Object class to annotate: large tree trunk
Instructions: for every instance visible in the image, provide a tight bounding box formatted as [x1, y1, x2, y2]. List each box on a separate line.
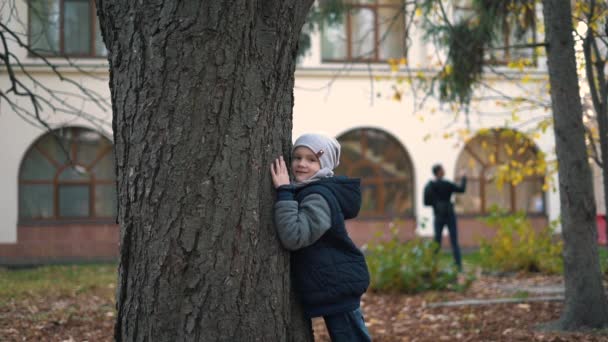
[96, 1, 314, 340]
[542, 0, 608, 330]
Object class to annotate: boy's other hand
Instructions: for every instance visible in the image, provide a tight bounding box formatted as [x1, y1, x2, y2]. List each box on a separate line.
[270, 156, 290, 188]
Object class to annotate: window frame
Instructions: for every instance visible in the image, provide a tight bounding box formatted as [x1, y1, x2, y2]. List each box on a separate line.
[455, 129, 546, 216]
[452, 3, 538, 66]
[321, 0, 407, 63]
[27, 0, 105, 58]
[18, 127, 116, 224]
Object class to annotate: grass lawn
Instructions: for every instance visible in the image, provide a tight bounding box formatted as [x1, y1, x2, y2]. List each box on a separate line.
[0, 264, 117, 302]
[0, 264, 117, 341]
[440, 247, 608, 272]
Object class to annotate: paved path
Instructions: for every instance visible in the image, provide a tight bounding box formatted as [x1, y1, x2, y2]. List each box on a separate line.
[428, 283, 566, 308]
[428, 296, 564, 308]
[494, 284, 564, 295]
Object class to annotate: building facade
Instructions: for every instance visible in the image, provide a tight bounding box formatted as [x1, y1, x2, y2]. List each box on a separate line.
[0, 0, 571, 264]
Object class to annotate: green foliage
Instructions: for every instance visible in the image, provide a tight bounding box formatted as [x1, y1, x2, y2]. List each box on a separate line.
[438, 22, 485, 105]
[600, 248, 608, 274]
[479, 207, 563, 274]
[366, 230, 472, 293]
[419, 0, 536, 106]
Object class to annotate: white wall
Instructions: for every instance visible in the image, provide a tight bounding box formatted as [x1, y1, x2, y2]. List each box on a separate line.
[0, 71, 111, 243]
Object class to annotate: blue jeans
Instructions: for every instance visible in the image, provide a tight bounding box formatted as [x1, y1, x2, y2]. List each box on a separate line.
[434, 213, 462, 270]
[323, 308, 371, 342]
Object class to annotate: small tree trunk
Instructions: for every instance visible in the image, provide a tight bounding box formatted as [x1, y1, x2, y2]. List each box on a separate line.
[542, 0, 608, 330]
[596, 98, 608, 240]
[582, 0, 608, 242]
[96, 1, 314, 340]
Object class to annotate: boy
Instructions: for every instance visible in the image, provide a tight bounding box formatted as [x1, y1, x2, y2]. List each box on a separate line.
[270, 133, 371, 342]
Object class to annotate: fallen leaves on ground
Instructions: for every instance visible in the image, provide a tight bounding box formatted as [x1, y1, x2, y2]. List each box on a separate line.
[313, 273, 608, 341]
[1, 273, 607, 341]
[0, 292, 114, 341]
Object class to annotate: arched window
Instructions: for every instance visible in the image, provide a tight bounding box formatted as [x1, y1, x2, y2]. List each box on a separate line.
[19, 127, 116, 221]
[454, 129, 545, 215]
[336, 128, 414, 218]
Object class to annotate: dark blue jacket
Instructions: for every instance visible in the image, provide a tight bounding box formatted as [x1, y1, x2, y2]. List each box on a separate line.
[290, 177, 370, 317]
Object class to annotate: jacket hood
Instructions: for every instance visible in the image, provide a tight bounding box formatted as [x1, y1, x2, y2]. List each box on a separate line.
[313, 176, 361, 220]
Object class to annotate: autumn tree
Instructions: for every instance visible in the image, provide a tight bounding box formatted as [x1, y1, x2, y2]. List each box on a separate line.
[96, 1, 315, 340]
[417, 0, 608, 330]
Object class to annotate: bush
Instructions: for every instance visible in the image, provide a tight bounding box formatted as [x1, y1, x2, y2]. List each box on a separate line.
[479, 207, 563, 274]
[601, 248, 608, 274]
[365, 228, 471, 293]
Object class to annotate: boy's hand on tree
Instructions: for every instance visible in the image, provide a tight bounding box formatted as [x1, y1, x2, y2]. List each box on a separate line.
[270, 156, 290, 188]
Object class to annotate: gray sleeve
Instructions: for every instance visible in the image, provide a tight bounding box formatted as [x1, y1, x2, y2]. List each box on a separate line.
[273, 193, 332, 251]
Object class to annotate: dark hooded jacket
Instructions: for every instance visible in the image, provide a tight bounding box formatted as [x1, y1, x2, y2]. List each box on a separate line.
[423, 177, 467, 217]
[276, 176, 370, 317]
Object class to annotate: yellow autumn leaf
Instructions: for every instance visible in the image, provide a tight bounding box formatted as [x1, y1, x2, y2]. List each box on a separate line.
[489, 153, 496, 165]
[468, 158, 476, 170]
[517, 146, 527, 155]
[458, 129, 470, 139]
[444, 64, 453, 76]
[478, 128, 490, 136]
[392, 90, 402, 101]
[511, 112, 520, 122]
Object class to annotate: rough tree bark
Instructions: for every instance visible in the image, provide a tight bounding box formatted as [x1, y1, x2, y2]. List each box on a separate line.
[96, 1, 314, 341]
[542, 0, 608, 330]
[583, 0, 608, 240]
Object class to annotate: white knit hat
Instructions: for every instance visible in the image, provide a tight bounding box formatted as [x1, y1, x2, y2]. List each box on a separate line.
[292, 133, 341, 170]
[292, 133, 341, 185]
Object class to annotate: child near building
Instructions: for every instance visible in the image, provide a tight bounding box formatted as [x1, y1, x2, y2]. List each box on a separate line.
[270, 133, 371, 342]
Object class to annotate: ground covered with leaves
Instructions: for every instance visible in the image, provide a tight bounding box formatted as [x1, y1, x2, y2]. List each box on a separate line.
[1, 265, 607, 341]
[314, 273, 608, 341]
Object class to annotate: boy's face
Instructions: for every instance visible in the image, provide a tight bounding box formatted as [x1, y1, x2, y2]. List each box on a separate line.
[291, 146, 321, 182]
